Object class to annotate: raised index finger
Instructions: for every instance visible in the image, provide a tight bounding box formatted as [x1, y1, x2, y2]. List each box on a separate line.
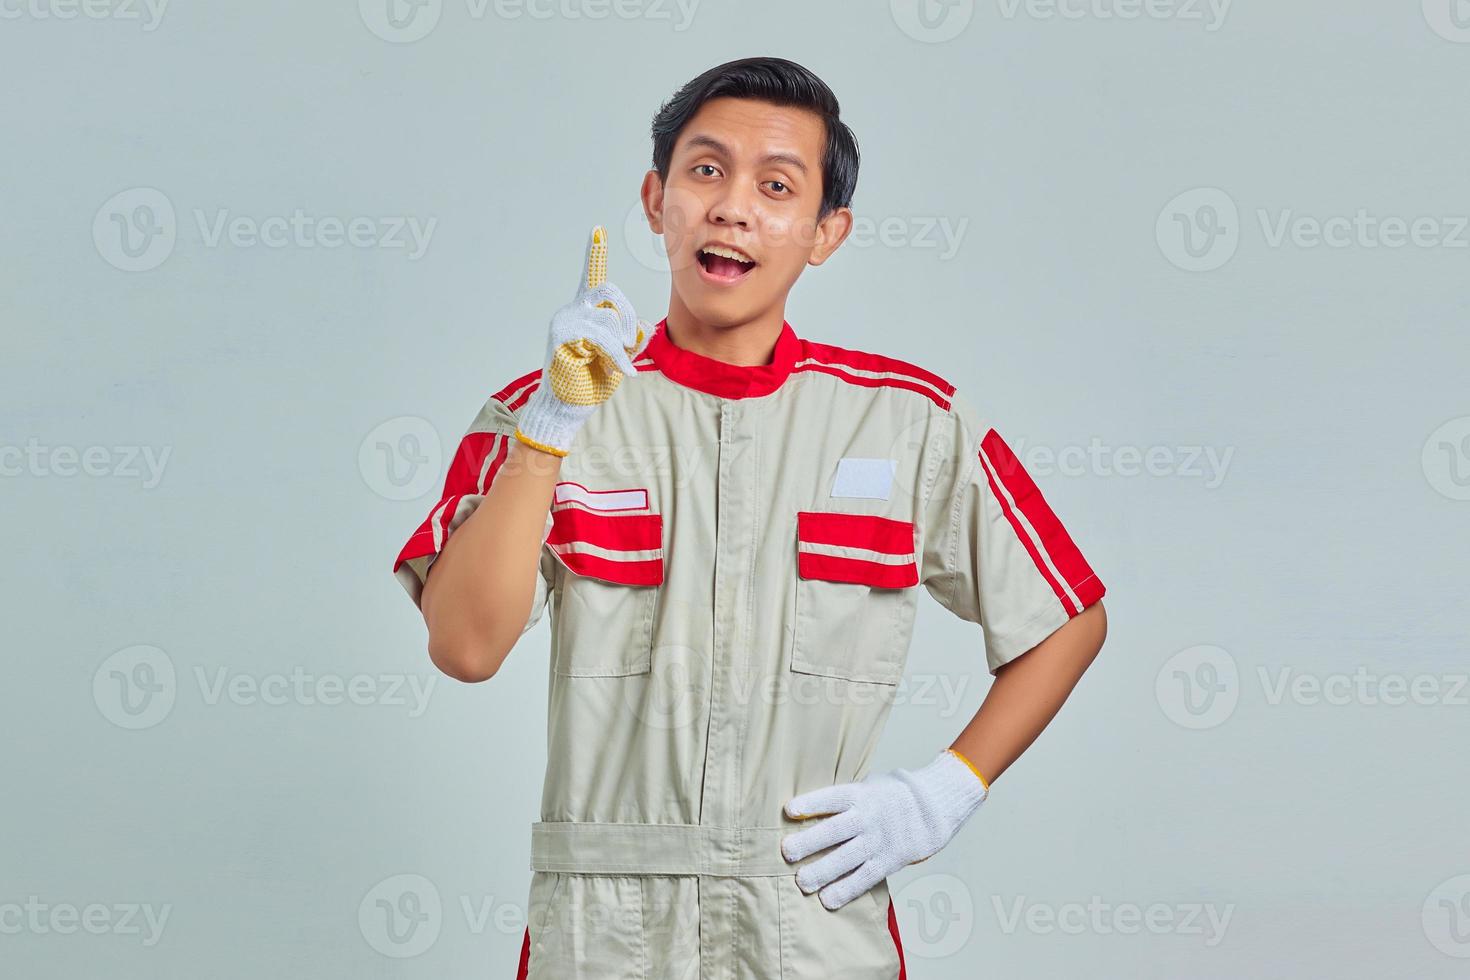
[579, 224, 622, 318]
[581, 224, 608, 294]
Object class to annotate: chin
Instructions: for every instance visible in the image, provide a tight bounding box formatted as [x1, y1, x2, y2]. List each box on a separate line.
[681, 274, 785, 322]
[681, 300, 766, 330]
[674, 283, 767, 328]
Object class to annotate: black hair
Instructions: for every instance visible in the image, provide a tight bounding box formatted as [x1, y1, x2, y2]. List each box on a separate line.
[650, 57, 859, 219]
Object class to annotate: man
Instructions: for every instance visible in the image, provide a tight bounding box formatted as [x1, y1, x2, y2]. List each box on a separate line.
[393, 56, 1107, 979]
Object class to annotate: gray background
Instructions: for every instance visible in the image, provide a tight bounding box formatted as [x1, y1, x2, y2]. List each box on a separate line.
[3, 1, 1467, 977]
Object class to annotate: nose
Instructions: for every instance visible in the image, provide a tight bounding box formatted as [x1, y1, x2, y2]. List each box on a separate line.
[707, 182, 755, 230]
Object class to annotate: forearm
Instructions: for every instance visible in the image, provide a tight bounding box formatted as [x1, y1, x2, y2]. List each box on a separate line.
[421, 438, 562, 680]
[950, 600, 1108, 786]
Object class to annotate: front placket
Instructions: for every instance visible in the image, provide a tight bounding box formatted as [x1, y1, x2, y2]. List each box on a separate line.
[696, 396, 760, 980]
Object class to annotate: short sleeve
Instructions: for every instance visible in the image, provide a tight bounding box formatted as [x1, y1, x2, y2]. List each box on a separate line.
[392, 371, 554, 636]
[920, 388, 1106, 673]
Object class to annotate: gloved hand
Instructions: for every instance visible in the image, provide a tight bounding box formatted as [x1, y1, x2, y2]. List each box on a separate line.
[514, 225, 652, 458]
[780, 748, 990, 910]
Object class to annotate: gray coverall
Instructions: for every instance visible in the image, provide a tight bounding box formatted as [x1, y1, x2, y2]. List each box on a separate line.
[393, 319, 1106, 979]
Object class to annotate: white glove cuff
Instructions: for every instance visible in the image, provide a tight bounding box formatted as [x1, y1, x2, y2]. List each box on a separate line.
[911, 750, 990, 831]
[514, 382, 595, 457]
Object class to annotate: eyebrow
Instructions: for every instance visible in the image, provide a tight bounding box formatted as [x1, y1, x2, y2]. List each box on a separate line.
[680, 134, 809, 176]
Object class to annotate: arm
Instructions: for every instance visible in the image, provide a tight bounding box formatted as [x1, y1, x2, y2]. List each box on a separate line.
[949, 599, 1107, 787]
[782, 393, 1108, 908]
[421, 439, 562, 682]
[393, 224, 652, 683]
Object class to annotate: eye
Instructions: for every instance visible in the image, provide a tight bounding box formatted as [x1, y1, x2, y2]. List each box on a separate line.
[766, 181, 790, 195]
[693, 164, 719, 177]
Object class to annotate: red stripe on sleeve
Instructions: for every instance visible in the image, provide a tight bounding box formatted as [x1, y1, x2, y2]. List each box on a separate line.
[493, 369, 543, 406]
[980, 428, 1103, 615]
[440, 431, 507, 499]
[392, 432, 509, 572]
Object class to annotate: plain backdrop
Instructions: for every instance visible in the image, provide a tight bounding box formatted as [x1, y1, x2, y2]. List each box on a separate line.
[3, 1, 1467, 977]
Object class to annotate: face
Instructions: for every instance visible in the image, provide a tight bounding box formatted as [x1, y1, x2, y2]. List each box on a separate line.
[641, 96, 852, 330]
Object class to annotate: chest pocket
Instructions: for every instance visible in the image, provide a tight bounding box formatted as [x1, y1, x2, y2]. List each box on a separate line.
[546, 488, 663, 678]
[791, 511, 919, 686]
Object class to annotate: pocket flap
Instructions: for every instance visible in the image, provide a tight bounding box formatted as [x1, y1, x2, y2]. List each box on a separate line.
[796, 511, 917, 588]
[548, 506, 664, 586]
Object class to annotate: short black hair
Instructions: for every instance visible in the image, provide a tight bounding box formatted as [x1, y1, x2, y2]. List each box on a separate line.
[650, 57, 859, 220]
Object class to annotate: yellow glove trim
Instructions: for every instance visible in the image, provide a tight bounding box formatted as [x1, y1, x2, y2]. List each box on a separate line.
[513, 429, 570, 458]
[945, 748, 991, 792]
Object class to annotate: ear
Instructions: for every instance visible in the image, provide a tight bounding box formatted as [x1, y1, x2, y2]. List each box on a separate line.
[641, 169, 665, 235]
[807, 206, 854, 267]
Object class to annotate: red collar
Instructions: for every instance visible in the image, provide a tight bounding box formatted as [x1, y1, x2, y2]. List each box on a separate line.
[642, 318, 803, 399]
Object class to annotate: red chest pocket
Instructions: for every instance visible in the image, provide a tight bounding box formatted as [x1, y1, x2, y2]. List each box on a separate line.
[546, 484, 663, 678]
[547, 506, 664, 586]
[796, 511, 918, 589]
[547, 482, 664, 587]
[791, 510, 920, 686]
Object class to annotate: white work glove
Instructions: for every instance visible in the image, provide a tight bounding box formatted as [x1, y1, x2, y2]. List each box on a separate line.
[514, 225, 653, 458]
[781, 749, 990, 910]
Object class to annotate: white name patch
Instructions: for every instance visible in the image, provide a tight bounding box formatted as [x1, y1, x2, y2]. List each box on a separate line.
[553, 482, 649, 513]
[830, 458, 897, 500]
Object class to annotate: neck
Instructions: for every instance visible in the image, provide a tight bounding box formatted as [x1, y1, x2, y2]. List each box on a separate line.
[663, 296, 787, 366]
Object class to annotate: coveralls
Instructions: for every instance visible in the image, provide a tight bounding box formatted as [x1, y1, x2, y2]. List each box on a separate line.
[393, 319, 1106, 979]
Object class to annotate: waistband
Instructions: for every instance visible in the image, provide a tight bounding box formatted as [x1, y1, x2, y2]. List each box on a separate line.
[530, 822, 808, 877]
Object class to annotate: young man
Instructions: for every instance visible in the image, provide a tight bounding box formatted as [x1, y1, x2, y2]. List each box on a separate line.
[393, 57, 1107, 979]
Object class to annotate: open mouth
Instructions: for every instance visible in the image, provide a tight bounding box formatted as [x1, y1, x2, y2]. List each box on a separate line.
[696, 245, 757, 284]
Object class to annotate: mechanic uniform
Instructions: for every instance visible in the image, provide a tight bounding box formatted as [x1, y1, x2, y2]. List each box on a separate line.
[392, 318, 1106, 980]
